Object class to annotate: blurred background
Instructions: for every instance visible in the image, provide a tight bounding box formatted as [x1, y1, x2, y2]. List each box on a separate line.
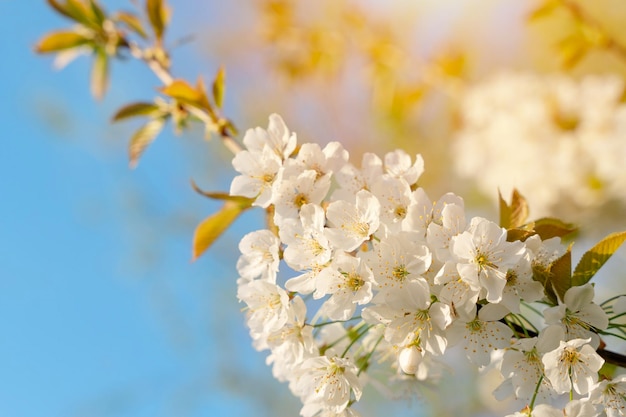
[2, 0, 626, 416]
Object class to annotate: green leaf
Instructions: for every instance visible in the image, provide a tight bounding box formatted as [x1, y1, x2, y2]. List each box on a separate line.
[128, 117, 166, 168]
[88, 0, 106, 25]
[146, 0, 167, 40]
[192, 200, 252, 260]
[35, 31, 90, 53]
[533, 217, 578, 240]
[572, 231, 626, 287]
[112, 102, 161, 122]
[115, 11, 148, 38]
[212, 66, 225, 109]
[90, 48, 108, 100]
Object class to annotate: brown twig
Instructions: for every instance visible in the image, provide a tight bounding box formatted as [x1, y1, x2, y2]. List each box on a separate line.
[559, 0, 626, 62]
[125, 40, 243, 155]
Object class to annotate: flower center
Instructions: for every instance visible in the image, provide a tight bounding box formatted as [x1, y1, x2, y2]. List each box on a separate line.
[350, 221, 370, 237]
[394, 205, 407, 218]
[561, 347, 580, 365]
[392, 265, 410, 282]
[294, 193, 308, 208]
[344, 272, 364, 291]
[506, 269, 518, 285]
[476, 252, 497, 270]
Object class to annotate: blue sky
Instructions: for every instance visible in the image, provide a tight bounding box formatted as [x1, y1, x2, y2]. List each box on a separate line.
[0, 1, 304, 416]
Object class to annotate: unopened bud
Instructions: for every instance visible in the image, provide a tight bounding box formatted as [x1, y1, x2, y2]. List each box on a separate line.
[399, 346, 421, 375]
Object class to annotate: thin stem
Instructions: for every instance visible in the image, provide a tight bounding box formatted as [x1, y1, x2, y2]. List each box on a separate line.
[529, 375, 544, 410]
[521, 301, 545, 318]
[341, 324, 372, 358]
[357, 334, 384, 376]
[323, 322, 366, 352]
[559, 0, 626, 62]
[310, 316, 362, 328]
[508, 314, 530, 337]
[127, 42, 173, 85]
[609, 312, 626, 321]
[125, 40, 243, 155]
[601, 294, 626, 307]
[599, 330, 626, 342]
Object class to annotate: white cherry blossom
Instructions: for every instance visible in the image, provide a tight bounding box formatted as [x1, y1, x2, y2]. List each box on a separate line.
[542, 338, 604, 395]
[362, 232, 431, 294]
[451, 217, 526, 303]
[280, 203, 332, 272]
[370, 176, 412, 232]
[284, 141, 348, 179]
[447, 303, 513, 367]
[590, 374, 626, 417]
[383, 150, 424, 186]
[272, 169, 331, 226]
[236, 229, 281, 283]
[544, 283, 609, 349]
[495, 326, 563, 401]
[315, 252, 375, 320]
[266, 297, 318, 382]
[243, 113, 297, 160]
[237, 280, 292, 341]
[325, 190, 381, 252]
[293, 356, 362, 414]
[230, 145, 282, 208]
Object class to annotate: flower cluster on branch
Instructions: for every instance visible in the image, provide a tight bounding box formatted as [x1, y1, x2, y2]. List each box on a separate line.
[232, 114, 626, 417]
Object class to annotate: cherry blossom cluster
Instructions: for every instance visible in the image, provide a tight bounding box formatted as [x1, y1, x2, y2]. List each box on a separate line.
[230, 114, 625, 417]
[454, 71, 626, 220]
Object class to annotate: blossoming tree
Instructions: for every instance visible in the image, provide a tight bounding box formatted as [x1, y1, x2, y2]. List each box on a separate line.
[36, 1, 626, 416]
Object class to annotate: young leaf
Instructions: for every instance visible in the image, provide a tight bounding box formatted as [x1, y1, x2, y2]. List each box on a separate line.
[499, 189, 529, 229]
[190, 179, 254, 205]
[115, 11, 148, 38]
[498, 189, 511, 229]
[549, 245, 572, 302]
[65, 0, 101, 29]
[192, 200, 252, 261]
[212, 66, 225, 109]
[160, 79, 210, 111]
[88, 0, 106, 25]
[509, 189, 529, 229]
[35, 31, 90, 53]
[112, 102, 161, 122]
[90, 48, 108, 100]
[572, 231, 626, 287]
[128, 117, 166, 168]
[559, 35, 587, 69]
[528, 0, 559, 22]
[47, 0, 76, 20]
[507, 227, 535, 243]
[146, 0, 167, 40]
[533, 217, 578, 240]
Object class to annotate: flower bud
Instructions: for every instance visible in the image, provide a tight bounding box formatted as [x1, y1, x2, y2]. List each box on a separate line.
[399, 346, 421, 374]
